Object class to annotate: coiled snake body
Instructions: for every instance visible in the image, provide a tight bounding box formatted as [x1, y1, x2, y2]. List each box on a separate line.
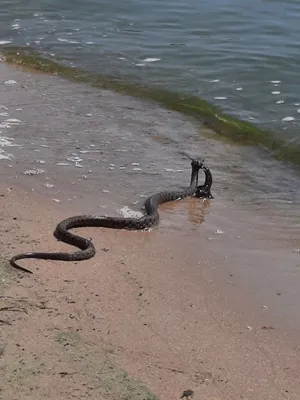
[10, 158, 213, 274]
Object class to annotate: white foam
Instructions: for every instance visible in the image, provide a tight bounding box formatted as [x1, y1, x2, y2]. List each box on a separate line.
[271, 80, 281, 84]
[0, 106, 8, 110]
[142, 58, 160, 62]
[236, 87, 243, 91]
[210, 79, 220, 83]
[0, 136, 19, 147]
[136, 63, 145, 66]
[57, 37, 79, 44]
[4, 80, 17, 85]
[0, 112, 8, 117]
[0, 40, 12, 45]
[282, 116, 295, 122]
[5, 118, 22, 124]
[132, 167, 142, 171]
[118, 206, 143, 219]
[214, 96, 227, 100]
[276, 100, 284, 104]
[66, 156, 82, 163]
[0, 150, 12, 160]
[271, 91, 280, 95]
[11, 24, 20, 30]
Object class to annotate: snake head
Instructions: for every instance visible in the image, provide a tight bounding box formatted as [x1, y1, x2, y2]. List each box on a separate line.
[185, 154, 205, 170]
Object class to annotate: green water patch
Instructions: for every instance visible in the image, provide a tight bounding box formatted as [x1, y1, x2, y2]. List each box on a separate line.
[1, 46, 300, 166]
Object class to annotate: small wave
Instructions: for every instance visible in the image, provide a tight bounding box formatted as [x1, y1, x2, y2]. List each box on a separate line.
[142, 58, 160, 63]
[282, 116, 295, 122]
[57, 37, 80, 44]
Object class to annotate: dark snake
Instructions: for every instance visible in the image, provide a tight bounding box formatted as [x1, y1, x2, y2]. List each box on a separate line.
[10, 158, 213, 274]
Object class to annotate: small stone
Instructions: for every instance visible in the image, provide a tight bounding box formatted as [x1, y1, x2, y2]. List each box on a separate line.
[214, 229, 224, 235]
[23, 168, 44, 176]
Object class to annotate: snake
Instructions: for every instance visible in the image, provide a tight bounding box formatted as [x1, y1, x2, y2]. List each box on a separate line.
[9, 157, 213, 274]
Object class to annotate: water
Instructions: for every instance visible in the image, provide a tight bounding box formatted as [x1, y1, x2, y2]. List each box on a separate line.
[1, 0, 300, 212]
[1, 0, 300, 143]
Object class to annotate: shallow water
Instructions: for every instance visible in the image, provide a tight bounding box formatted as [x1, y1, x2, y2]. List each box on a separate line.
[1, 62, 300, 232]
[0, 0, 300, 142]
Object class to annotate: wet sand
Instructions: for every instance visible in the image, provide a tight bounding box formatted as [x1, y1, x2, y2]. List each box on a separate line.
[1, 60, 300, 399]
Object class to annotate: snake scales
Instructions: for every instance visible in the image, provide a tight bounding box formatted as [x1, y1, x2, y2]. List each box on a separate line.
[10, 158, 213, 274]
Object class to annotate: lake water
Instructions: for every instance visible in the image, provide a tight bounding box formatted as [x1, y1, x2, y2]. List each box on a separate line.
[1, 0, 300, 147]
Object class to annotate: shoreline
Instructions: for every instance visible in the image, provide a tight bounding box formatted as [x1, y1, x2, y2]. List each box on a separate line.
[1, 182, 300, 399]
[2, 45, 300, 167]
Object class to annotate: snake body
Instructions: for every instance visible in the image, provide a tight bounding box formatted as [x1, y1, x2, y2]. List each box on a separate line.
[10, 159, 213, 274]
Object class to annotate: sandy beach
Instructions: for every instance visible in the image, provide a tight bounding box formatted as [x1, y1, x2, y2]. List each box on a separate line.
[1, 61, 300, 399]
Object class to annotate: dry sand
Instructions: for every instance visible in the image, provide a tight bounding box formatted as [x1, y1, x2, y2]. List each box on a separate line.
[0, 183, 300, 400]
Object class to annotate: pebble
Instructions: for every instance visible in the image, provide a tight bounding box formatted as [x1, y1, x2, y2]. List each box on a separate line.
[23, 168, 44, 176]
[214, 229, 224, 235]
